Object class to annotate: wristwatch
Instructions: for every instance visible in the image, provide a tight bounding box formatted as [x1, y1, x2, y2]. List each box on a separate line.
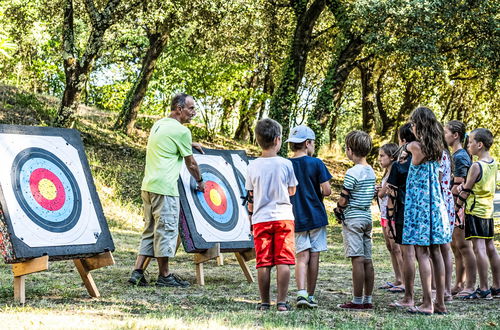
[197, 177, 203, 183]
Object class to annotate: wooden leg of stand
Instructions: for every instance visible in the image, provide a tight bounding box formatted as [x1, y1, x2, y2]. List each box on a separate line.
[74, 259, 100, 298]
[13, 276, 25, 304]
[235, 252, 254, 283]
[216, 253, 224, 266]
[195, 262, 204, 286]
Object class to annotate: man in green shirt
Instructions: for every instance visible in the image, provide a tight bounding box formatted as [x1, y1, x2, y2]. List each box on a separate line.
[129, 93, 205, 288]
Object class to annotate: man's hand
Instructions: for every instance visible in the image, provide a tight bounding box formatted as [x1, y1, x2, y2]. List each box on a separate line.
[192, 142, 204, 154]
[196, 180, 205, 192]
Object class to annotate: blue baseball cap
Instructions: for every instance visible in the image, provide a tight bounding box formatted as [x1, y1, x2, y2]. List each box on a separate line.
[285, 125, 315, 143]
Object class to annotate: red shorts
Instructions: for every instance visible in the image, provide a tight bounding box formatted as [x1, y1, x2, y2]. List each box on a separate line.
[253, 220, 295, 268]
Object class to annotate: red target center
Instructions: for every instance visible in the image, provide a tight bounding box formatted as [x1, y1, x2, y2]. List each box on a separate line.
[203, 180, 227, 214]
[29, 168, 66, 211]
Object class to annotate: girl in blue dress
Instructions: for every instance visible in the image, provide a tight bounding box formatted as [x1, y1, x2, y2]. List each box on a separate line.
[404, 107, 451, 315]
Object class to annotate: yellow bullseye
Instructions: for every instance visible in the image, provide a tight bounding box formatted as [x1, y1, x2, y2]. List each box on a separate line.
[38, 179, 57, 200]
[209, 189, 222, 206]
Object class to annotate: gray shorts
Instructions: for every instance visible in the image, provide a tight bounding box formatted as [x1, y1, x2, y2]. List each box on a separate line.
[295, 226, 328, 253]
[342, 217, 373, 259]
[138, 191, 180, 258]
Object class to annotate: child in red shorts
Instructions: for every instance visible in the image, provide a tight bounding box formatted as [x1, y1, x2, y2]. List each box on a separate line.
[246, 118, 298, 311]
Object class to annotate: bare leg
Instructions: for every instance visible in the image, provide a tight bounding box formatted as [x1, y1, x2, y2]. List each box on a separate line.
[295, 250, 309, 292]
[472, 239, 489, 291]
[456, 229, 477, 292]
[440, 243, 453, 299]
[415, 246, 433, 313]
[351, 256, 365, 298]
[485, 239, 500, 289]
[157, 257, 169, 277]
[364, 259, 375, 297]
[133, 255, 149, 270]
[451, 228, 465, 293]
[258, 266, 272, 304]
[395, 245, 415, 306]
[276, 264, 291, 303]
[307, 252, 320, 296]
[430, 245, 447, 313]
[383, 226, 403, 285]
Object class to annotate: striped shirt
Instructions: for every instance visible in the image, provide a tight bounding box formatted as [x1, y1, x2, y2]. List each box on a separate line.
[343, 164, 376, 221]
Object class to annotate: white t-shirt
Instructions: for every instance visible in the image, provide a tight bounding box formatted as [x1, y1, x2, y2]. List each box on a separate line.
[245, 156, 298, 224]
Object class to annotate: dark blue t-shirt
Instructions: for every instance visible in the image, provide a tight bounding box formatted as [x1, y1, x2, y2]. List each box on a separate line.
[452, 148, 471, 179]
[387, 155, 412, 223]
[289, 156, 332, 232]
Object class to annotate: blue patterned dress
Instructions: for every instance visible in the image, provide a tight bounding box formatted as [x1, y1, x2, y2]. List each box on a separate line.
[403, 160, 452, 246]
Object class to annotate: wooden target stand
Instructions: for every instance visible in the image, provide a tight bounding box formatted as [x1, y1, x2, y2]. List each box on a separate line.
[11, 251, 114, 304]
[144, 237, 255, 286]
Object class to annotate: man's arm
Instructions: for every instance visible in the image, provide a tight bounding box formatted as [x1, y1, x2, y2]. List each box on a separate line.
[184, 155, 205, 192]
[192, 142, 204, 154]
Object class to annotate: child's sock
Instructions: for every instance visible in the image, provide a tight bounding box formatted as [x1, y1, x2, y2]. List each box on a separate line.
[363, 295, 372, 304]
[352, 296, 363, 304]
[297, 289, 308, 297]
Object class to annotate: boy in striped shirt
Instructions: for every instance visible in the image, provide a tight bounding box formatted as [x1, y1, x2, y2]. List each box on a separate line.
[334, 130, 376, 310]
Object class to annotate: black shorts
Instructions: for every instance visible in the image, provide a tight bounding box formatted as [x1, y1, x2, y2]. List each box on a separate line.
[465, 214, 494, 240]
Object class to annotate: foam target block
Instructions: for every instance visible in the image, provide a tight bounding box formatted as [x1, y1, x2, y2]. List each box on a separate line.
[0, 124, 115, 263]
[178, 148, 253, 253]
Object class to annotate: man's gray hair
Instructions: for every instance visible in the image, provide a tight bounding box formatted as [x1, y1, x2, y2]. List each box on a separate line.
[170, 93, 193, 111]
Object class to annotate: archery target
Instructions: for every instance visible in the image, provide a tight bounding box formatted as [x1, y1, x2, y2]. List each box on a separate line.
[179, 154, 250, 243]
[230, 153, 247, 195]
[0, 133, 102, 247]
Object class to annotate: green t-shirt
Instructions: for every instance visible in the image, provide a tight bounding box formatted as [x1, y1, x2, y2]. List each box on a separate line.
[141, 118, 193, 196]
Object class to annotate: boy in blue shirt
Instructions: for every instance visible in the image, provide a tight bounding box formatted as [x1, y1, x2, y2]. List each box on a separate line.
[287, 125, 332, 309]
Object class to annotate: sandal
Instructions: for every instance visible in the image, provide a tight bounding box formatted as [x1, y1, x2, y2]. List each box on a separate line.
[257, 303, 271, 311]
[460, 288, 492, 300]
[277, 301, 292, 312]
[454, 290, 475, 299]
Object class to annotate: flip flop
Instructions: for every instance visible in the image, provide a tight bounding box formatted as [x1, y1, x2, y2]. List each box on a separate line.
[387, 286, 405, 293]
[407, 306, 432, 315]
[389, 301, 413, 308]
[378, 282, 395, 290]
[434, 311, 448, 315]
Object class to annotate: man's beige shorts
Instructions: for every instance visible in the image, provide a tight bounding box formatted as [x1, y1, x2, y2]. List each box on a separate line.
[342, 217, 373, 259]
[138, 191, 180, 258]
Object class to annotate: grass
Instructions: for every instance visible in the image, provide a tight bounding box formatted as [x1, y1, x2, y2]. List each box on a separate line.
[0, 86, 499, 329]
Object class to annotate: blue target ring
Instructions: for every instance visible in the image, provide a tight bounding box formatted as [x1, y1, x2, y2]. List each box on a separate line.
[11, 147, 82, 233]
[191, 164, 238, 231]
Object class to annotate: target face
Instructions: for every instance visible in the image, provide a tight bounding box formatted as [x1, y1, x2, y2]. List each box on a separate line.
[0, 125, 114, 261]
[192, 164, 238, 231]
[12, 147, 82, 233]
[178, 150, 252, 250]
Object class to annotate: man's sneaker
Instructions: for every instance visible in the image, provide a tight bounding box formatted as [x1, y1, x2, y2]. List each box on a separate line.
[296, 295, 311, 309]
[337, 302, 366, 310]
[128, 270, 148, 286]
[363, 303, 373, 309]
[156, 273, 190, 287]
[308, 296, 318, 308]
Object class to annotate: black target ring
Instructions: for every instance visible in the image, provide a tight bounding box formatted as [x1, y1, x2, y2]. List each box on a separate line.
[191, 164, 239, 232]
[11, 147, 82, 233]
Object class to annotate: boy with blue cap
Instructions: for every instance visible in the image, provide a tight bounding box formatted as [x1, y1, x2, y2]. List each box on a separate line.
[287, 125, 332, 308]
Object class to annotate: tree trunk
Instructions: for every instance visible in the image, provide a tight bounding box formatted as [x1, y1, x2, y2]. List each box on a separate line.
[308, 36, 363, 148]
[268, 0, 326, 155]
[358, 62, 377, 135]
[54, 0, 132, 127]
[114, 30, 169, 134]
